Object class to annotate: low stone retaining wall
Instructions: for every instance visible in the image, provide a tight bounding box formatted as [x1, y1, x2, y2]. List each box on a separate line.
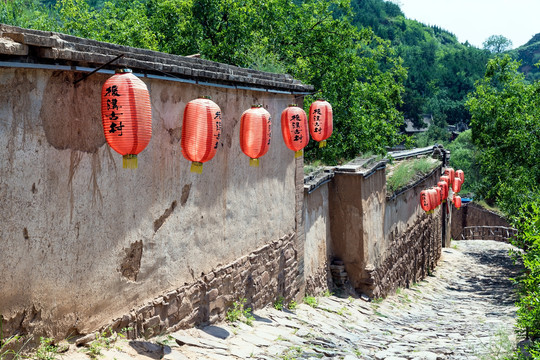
[101, 234, 298, 339]
[366, 212, 442, 297]
[460, 226, 518, 242]
[451, 202, 512, 240]
[305, 263, 331, 296]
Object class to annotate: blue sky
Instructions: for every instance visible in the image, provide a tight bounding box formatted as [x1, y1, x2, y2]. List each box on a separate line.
[395, 0, 540, 48]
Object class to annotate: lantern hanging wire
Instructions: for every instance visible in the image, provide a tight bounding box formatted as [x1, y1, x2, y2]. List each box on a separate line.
[74, 54, 125, 84]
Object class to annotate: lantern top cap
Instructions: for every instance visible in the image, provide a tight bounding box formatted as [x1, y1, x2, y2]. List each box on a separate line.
[200, 96, 212, 100]
[316, 98, 326, 101]
[288, 103, 298, 107]
[115, 68, 133, 74]
[251, 104, 263, 108]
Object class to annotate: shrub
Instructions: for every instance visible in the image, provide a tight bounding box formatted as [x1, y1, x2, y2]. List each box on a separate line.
[512, 203, 540, 340]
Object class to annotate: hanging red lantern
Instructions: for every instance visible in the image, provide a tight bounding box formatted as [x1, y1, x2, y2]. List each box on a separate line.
[444, 168, 455, 187]
[281, 104, 309, 158]
[453, 177, 462, 193]
[309, 99, 333, 148]
[240, 105, 272, 167]
[434, 186, 443, 206]
[181, 97, 222, 174]
[101, 69, 152, 169]
[437, 181, 448, 202]
[428, 188, 438, 212]
[420, 190, 432, 213]
[440, 175, 451, 188]
[456, 169, 465, 185]
[453, 195, 462, 209]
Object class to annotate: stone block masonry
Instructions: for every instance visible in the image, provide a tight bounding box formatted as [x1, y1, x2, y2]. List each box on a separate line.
[305, 262, 332, 296]
[103, 234, 299, 339]
[365, 211, 442, 298]
[451, 202, 513, 241]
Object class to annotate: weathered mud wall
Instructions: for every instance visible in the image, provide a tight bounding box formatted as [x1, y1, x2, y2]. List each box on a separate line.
[104, 234, 298, 339]
[328, 171, 368, 290]
[1, 24, 453, 340]
[326, 162, 444, 298]
[303, 181, 332, 295]
[375, 167, 443, 297]
[0, 65, 304, 338]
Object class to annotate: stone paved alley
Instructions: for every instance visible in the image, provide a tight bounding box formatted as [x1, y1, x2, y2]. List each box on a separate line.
[64, 240, 522, 360]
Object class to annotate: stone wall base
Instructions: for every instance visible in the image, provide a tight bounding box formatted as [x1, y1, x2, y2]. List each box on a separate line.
[361, 211, 442, 298]
[305, 262, 332, 296]
[102, 233, 298, 339]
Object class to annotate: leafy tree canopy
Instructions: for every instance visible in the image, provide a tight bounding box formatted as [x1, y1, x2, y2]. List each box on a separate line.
[482, 34, 513, 54]
[466, 55, 540, 216]
[446, 130, 480, 195]
[0, 0, 408, 164]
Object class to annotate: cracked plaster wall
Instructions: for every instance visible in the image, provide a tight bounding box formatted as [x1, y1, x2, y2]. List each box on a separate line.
[0, 67, 297, 338]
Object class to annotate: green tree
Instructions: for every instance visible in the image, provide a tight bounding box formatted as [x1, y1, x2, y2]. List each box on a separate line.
[446, 130, 480, 194]
[482, 34, 513, 54]
[56, 0, 160, 50]
[144, 0, 200, 56]
[510, 203, 540, 351]
[3, 0, 408, 164]
[0, 0, 57, 30]
[466, 55, 540, 216]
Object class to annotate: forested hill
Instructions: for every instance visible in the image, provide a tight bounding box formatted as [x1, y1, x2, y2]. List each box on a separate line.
[351, 0, 459, 47]
[350, 0, 491, 129]
[511, 33, 540, 82]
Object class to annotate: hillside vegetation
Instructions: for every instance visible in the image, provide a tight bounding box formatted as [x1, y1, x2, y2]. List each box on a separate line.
[351, 0, 491, 131]
[511, 33, 540, 82]
[1, 0, 493, 159]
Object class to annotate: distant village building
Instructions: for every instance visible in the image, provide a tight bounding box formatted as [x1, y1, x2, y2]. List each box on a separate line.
[448, 121, 469, 140]
[403, 114, 468, 141]
[403, 114, 432, 135]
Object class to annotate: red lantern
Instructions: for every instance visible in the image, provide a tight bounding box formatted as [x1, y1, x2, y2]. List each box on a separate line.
[444, 168, 455, 187]
[181, 97, 222, 173]
[440, 175, 451, 188]
[240, 105, 272, 167]
[453, 177, 462, 193]
[437, 181, 449, 202]
[428, 188, 438, 211]
[101, 69, 152, 169]
[281, 104, 309, 158]
[453, 195, 462, 209]
[420, 190, 431, 213]
[434, 186, 443, 206]
[456, 169, 465, 185]
[309, 99, 333, 148]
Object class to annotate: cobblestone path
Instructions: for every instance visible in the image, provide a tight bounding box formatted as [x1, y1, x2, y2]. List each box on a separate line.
[67, 240, 522, 360]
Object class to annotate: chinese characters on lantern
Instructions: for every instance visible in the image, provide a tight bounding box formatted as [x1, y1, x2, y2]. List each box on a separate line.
[267, 118, 271, 145]
[104, 85, 124, 137]
[214, 111, 222, 149]
[312, 108, 322, 134]
[291, 114, 303, 142]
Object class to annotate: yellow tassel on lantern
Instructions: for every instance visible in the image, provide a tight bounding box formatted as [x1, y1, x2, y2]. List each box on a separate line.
[123, 155, 138, 169]
[319, 140, 327, 148]
[249, 158, 260, 167]
[294, 150, 303, 158]
[190, 161, 203, 174]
